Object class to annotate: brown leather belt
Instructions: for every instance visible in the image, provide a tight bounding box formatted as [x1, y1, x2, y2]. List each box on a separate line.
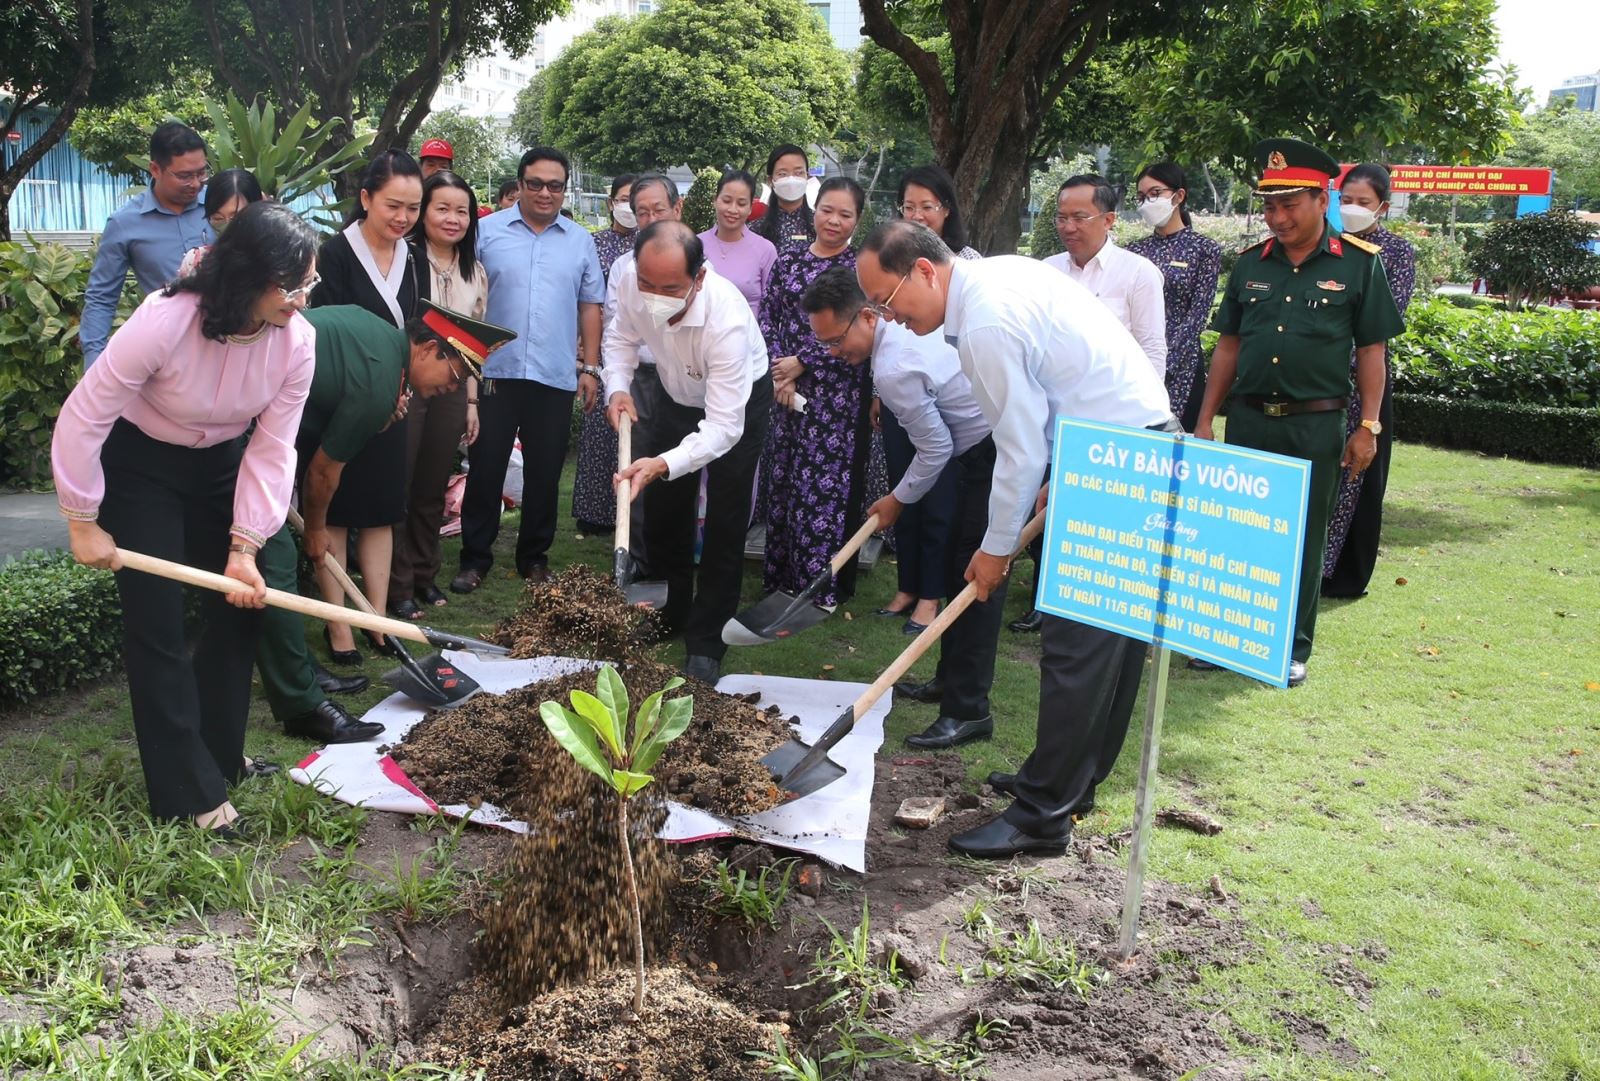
[1238, 396, 1348, 417]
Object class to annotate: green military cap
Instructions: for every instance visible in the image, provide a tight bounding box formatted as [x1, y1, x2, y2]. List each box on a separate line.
[418, 297, 516, 380]
[1253, 138, 1341, 196]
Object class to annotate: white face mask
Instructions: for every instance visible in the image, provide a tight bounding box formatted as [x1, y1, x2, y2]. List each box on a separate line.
[613, 204, 637, 229]
[772, 176, 808, 202]
[1138, 196, 1177, 228]
[1339, 204, 1378, 233]
[641, 290, 687, 328]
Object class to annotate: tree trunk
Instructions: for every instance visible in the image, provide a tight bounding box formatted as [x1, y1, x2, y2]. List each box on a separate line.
[618, 798, 645, 1016]
[1201, 162, 1221, 212]
[0, 0, 97, 242]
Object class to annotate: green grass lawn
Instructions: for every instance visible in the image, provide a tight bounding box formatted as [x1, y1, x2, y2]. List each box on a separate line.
[2, 439, 1597, 1078]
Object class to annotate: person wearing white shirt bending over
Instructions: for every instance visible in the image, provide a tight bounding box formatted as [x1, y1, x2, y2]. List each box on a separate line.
[606, 221, 772, 686]
[799, 268, 1002, 756]
[857, 220, 1176, 861]
[1011, 174, 1172, 636]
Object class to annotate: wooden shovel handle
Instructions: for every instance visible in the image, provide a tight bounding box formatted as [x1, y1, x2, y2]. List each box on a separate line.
[852, 509, 1046, 721]
[115, 547, 433, 647]
[828, 513, 881, 577]
[285, 507, 380, 619]
[615, 413, 632, 551]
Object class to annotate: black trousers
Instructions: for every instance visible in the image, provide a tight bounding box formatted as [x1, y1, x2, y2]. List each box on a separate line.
[391, 383, 468, 605]
[932, 437, 1009, 721]
[1005, 615, 1147, 835]
[99, 420, 262, 820]
[460, 378, 574, 576]
[880, 407, 959, 600]
[642, 375, 772, 661]
[1323, 376, 1395, 597]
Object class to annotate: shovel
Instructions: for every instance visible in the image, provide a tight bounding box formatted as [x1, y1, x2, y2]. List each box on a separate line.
[722, 513, 880, 646]
[287, 509, 478, 708]
[764, 509, 1046, 800]
[114, 549, 511, 659]
[613, 413, 668, 609]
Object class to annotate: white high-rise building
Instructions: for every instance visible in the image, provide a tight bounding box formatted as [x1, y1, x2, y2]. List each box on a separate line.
[1550, 72, 1599, 113]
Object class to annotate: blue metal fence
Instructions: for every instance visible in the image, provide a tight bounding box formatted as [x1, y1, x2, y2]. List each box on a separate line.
[2, 106, 133, 233]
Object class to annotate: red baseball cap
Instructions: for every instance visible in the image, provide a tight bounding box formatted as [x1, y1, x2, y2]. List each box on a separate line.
[419, 139, 454, 161]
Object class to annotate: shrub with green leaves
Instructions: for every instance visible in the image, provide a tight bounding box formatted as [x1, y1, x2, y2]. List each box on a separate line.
[1395, 394, 1600, 467]
[0, 549, 122, 704]
[679, 166, 723, 236]
[0, 242, 90, 487]
[539, 664, 693, 1014]
[1392, 296, 1600, 408]
[1468, 209, 1600, 310]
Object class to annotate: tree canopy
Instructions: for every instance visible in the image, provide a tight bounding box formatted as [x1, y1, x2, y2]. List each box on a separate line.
[1499, 101, 1600, 210]
[508, 68, 550, 150]
[543, 0, 852, 174]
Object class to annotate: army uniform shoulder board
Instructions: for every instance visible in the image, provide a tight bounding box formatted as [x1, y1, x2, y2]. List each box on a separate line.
[1242, 236, 1273, 257]
[1341, 232, 1381, 255]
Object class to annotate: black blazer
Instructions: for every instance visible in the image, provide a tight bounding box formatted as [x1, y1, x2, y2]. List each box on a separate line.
[310, 229, 424, 326]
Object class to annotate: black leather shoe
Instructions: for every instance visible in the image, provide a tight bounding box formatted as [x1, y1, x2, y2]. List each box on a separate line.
[450, 568, 484, 595]
[984, 772, 1096, 817]
[905, 714, 993, 749]
[361, 628, 399, 658]
[1008, 610, 1044, 633]
[947, 815, 1070, 859]
[1186, 656, 1222, 671]
[284, 700, 385, 744]
[892, 676, 944, 704]
[322, 626, 362, 666]
[681, 654, 722, 685]
[1288, 660, 1307, 687]
[313, 664, 369, 696]
[521, 564, 552, 585]
[875, 603, 914, 617]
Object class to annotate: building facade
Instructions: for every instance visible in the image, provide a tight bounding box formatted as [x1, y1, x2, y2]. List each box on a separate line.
[1550, 72, 1599, 112]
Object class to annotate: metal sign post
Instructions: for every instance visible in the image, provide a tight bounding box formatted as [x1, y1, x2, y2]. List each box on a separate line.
[1118, 645, 1171, 959]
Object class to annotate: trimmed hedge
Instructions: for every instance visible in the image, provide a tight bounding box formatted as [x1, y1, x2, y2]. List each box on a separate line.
[0, 549, 123, 704]
[1396, 394, 1600, 467]
[1393, 297, 1600, 408]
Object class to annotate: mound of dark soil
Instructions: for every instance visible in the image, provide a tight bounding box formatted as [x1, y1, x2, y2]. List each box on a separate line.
[425, 966, 775, 1081]
[389, 660, 793, 818]
[491, 564, 657, 663]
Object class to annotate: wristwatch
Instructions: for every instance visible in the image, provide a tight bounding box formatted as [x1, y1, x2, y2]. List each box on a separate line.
[578, 363, 602, 379]
[1360, 419, 1383, 436]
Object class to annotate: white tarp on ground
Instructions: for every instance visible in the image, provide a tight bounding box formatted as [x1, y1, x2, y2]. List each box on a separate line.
[289, 653, 889, 871]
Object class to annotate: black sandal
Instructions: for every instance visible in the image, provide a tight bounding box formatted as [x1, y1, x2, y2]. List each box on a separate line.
[242, 757, 281, 780]
[361, 628, 398, 657]
[418, 584, 448, 607]
[390, 598, 425, 621]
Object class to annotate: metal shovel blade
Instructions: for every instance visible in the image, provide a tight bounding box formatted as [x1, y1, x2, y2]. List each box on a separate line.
[722, 590, 832, 646]
[381, 651, 481, 707]
[761, 736, 847, 801]
[763, 703, 854, 800]
[615, 545, 668, 610]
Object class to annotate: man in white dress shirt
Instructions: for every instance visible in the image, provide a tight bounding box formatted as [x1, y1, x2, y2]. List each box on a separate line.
[800, 267, 1006, 752]
[1010, 174, 1171, 636]
[607, 221, 772, 685]
[858, 220, 1176, 860]
[603, 171, 682, 576]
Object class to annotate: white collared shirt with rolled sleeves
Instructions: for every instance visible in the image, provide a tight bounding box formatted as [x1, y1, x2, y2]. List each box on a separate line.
[602, 261, 767, 480]
[604, 250, 655, 368]
[870, 318, 990, 504]
[1045, 238, 1168, 379]
[942, 256, 1174, 557]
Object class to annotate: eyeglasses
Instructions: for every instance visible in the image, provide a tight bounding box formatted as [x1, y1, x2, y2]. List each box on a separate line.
[1135, 187, 1174, 205]
[899, 202, 944, 216]
[164, 166, 210, 184]
[868, 271, 913, 318]
[520, 178, 568, 193]
[277, 273, 321, 303]
[442, 352, 470, 386]
[817, 308, 864, 350]
[1055, 212, 1107, 226]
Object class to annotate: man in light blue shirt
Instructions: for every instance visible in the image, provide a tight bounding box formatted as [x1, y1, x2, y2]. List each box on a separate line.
[81, 122, 213, 367]
[451, 146, 604, 592]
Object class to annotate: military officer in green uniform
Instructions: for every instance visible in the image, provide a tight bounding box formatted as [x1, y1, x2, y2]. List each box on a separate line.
[256, 300, 513, 742]
[1191, 138, 1403, 687]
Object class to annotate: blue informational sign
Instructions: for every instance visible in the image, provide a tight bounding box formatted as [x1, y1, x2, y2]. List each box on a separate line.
[1036, 419, 1312, 688]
